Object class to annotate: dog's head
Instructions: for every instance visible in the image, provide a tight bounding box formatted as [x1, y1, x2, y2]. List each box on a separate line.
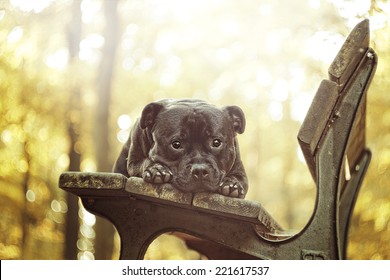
[140, 99, 245, 193]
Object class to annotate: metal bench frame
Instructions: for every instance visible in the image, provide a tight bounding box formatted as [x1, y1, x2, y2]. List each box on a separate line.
[59, 20, 377, 260]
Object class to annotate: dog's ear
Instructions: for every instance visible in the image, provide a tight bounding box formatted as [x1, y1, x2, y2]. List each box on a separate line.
[223, 106, 246, 134]
[140, 102, 165, 129]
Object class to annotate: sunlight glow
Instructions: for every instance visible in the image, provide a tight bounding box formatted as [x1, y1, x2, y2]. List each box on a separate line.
[216, 48, 233, 63]
[122, 57, 135, 71]
[256, 67, 273, 87]
[265, 28, 291, 55]
[80, 158, 97, 172]
[329, 0, 371, 19]
[77, 239, 93, 251]
[370, 13, 388, 31]
[79, 207, 96, 227]
[345, 156, 351, 181]
[77, 200, 96, 260]
[79, 34, 104, 64]
[258, 3, 273, 16]
[80, 0, 101, 23]
[17, 159, 28, 173]
[268, 101, 283, 122]
[117, 114, 132, 130]
[45, 49, 69, 70]
[56, 153, 70, 171]
[270, 79, 289, 102]
[81, 34, 105, 50]
[117, 130, 130, 144]
[219, 19, 240, 35]
[139, 57, 155, 71]
[0, 0, 388, 260]
[297, 147, 306, 163]
[10, 0, 54, 13]
[51, 199, 67, 213]
[0, 10, 5, 21]
[304, 31, 345, 63]
[1, 130, 13, 144]
[78, 251, 95, 260]
[289, 65, 305, 92]
[290, 92, 313, 122]
[160, 74, 176, 87]
[26, 190, 36, 202]
[7, 26, 23, 43]
[308, 0, 321, 10]
[80, 223, 95, 238]
[241, 84, 259, 102]
[155, 31, 177, 53]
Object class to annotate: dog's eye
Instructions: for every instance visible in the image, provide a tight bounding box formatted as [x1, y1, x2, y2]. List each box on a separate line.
[212, 139, 222, 148]
[171, 140, 182, 149]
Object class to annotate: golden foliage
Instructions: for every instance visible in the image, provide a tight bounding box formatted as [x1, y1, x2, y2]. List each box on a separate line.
[0, 0, 389, 259]
[144, 234, 204, 260]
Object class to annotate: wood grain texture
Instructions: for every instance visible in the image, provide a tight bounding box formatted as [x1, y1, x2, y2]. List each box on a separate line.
[297, 79, 339, 179]
[193, 192, 262, 218]
[59, 172, 127, 196]
[328, 19, 369, 89]
[125, 177, 193, 205]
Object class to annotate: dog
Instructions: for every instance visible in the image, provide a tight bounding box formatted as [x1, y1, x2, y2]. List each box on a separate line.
[113, 99, 248, 198]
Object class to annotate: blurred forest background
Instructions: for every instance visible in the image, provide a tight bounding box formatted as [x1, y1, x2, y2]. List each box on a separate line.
[0, 0, 389, 260]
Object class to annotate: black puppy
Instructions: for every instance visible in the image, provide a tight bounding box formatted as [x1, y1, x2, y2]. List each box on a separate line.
[113, 99, 248, 198]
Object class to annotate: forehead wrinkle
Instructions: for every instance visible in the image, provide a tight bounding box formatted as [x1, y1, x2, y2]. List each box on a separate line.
[153, 112, 182, 140]
[182, 109, 215, 140]
[155, 105, 227, 141]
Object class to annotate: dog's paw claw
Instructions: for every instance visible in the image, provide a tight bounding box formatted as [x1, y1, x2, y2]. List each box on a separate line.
[143, 170, 152, 182]
[230, 188, 239, 197]
[220, 184, 231, 196]
[154, 171, 164, 183]
[162, 171, 172, 183]
[143, 164, 172, 184]
[219, 180, 245, 198]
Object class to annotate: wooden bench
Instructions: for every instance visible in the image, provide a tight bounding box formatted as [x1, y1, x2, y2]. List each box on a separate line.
[59, 20, 377, 260]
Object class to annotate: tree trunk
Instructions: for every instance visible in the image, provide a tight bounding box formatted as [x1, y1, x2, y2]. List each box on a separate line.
[93, 0, 119, 260]
[64, 0, 82, 260]
[21, 139, 31, 259]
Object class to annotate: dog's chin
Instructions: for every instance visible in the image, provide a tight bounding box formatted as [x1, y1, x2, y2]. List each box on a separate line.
[173, 178, 220, 193]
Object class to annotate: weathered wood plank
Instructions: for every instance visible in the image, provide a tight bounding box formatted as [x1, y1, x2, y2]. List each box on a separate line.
[125, 177, 193, 205]
[328, 19, 369, 89]
[297, 79, 339, 179]
[59, 172, 127, 196]
[193, 192, 261, 218]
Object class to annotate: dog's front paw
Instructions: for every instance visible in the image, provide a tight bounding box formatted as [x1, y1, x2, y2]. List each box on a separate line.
[219, 178, 245, 198]
[143, 163, 173, 184]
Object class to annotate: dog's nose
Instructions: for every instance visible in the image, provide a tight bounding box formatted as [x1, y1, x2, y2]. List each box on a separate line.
[191, 164, 209, 180]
